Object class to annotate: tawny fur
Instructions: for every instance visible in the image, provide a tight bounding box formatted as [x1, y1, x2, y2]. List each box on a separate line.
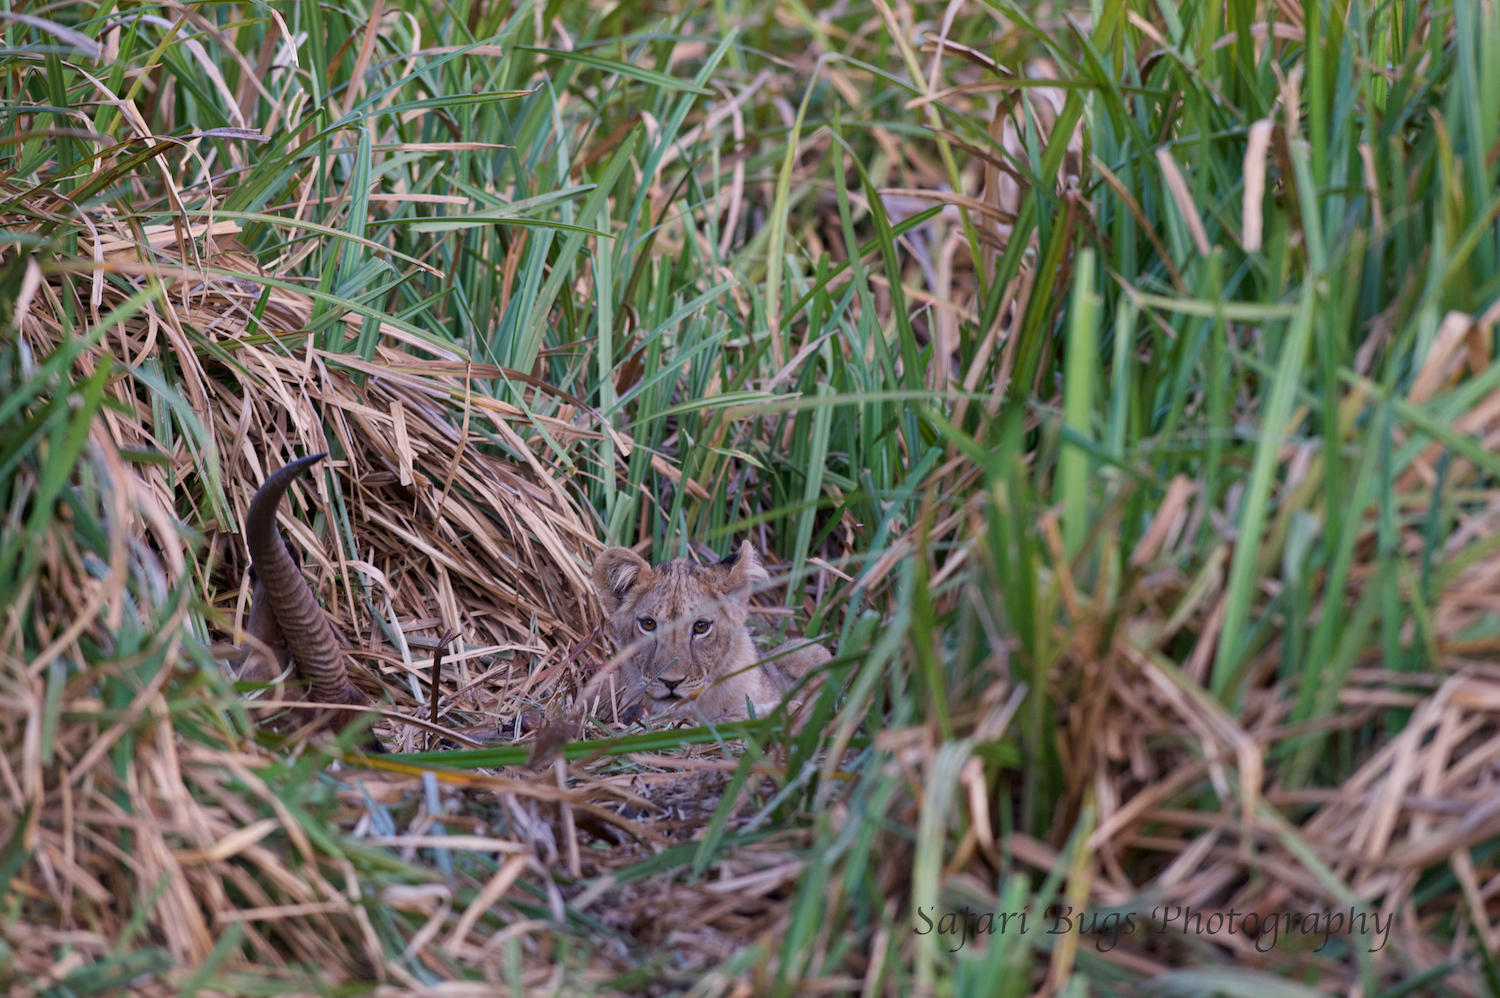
[591, 541, 831, 723]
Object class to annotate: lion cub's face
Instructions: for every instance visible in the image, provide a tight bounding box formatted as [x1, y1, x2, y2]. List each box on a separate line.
[591, 541, 767, 716]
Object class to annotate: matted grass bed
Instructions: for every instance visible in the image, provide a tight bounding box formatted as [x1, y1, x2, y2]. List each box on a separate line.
[2, 0, 1500, 994]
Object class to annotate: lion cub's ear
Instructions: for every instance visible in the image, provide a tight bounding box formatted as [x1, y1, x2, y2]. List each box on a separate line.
[718, 540, 769, 597]
[592, 547, 653, 614]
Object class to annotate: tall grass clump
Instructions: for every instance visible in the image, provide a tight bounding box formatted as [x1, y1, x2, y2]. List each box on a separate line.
[1, 0, 1500, 993]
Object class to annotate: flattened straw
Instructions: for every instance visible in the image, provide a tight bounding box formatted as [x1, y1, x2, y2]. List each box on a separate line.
[557, 757, 581, 878]
[1130, 475, 1194, 565]
[1090, 155, 1186, 293]
[1156, 147, 1212, 256]
[861, 915, 892, 998]
[175, 818, 281, 864]
[435, 362, 473, 520]
[1273, 61, 1303, 139]
[215, 900, 348, 922]
[1453, 847, 1498, 954]
[1182, 594, 1228, 685]
[397, 895, 451, 966]
[711, 80, 747, 256]
[961, 756, 999, 866]
[444, 853, 531, 955]
[10, 257, 42, 333]
[1242, 119, 1275, 253]
[1408, 311, 1476, 405]
[389, 398, 414, 487]
[67, 644, 179, 785]
[367, 835, 527, 852]
[340, 0, 385, 117]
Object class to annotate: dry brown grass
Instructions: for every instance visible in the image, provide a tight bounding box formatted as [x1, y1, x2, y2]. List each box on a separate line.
[0, 192, 857, 994]
[6, 0, 1500, 994]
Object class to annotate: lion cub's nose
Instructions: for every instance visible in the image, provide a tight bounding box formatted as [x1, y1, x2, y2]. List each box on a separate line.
[660, 677, 682, 695]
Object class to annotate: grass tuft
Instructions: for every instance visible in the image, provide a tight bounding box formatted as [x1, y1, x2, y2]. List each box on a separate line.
[1, 0, 1500, 993]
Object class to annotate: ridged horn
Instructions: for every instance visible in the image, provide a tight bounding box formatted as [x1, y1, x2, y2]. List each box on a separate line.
[245, 453, 365, 706]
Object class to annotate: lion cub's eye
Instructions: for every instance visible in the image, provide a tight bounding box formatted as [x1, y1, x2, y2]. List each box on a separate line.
[693, 620, 711, 635]
[638, 617, 657, 632]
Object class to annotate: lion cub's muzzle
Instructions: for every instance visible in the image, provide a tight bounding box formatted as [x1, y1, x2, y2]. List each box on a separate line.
[646, 655, 687, 703]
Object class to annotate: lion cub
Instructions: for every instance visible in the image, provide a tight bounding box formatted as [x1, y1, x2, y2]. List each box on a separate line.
[591, 541, 831, 723]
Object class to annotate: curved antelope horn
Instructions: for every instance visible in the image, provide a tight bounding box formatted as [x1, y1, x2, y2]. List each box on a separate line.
[245, 453, 365, 706]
